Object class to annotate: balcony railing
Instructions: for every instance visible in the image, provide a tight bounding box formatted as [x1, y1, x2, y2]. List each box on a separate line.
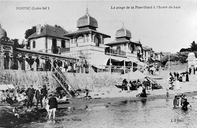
[105, 47, 126, 57]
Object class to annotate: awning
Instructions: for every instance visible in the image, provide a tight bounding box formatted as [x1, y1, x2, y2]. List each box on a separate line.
[87, 55, 109, 69]
[87, 54, 140, 69]
[109, 56, 130, 62]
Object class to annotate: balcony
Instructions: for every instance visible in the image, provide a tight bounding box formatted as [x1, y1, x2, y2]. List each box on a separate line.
[105, 47, 126, 58]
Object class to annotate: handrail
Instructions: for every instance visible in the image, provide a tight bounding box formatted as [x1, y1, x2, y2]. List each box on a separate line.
[52, 73, 72, 97]
[53, 65, 74, 90]
[50, 62, 74, 97]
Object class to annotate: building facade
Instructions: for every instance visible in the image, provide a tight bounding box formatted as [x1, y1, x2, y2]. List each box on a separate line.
[28, 24, 70, 54]
[0, 24, 77, 72]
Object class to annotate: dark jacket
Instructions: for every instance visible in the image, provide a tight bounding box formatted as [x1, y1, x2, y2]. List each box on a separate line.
[41, 87, 48, 97]
[35, 90, 41, 99]
[48, 96, 58, 109]
[26, 88, 35, 97]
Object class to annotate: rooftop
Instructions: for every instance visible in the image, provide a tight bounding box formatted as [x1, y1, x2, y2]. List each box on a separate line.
[28, 24, 69, 40]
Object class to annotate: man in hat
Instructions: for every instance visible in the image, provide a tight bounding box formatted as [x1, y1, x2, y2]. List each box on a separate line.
[35, 86, 43, 108]
[26, 85, 35, 108]
[41, 85, 48, 100]
[48, 93, 58, 120]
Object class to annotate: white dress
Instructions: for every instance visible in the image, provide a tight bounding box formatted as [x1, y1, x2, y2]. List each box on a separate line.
[175, 80, 180, 90]
[137, 86, 143, 94]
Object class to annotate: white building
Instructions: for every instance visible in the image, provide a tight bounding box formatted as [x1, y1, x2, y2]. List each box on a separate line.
[27, 9, 144, 72]
[187, 52, 197, 69]
[63, 9, 142, 70]
[28, 24, 69, 54]
[142, 46, 154, 62]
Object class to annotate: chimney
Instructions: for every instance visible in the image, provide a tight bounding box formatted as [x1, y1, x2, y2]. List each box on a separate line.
[36, 24, 42, 34]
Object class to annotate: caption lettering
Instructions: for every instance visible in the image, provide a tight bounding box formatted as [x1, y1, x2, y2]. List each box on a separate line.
[111, 5, 181, 10]
[16, 6, 50, 10]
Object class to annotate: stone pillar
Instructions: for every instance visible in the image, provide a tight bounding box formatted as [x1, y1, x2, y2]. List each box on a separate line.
[84, 34, 86, 43]
[89, 34, 92, 43]
[70, 39, 72, 44]
[92, 34, 96, 43]
[100, 35, 103, 44]
[0, 52, 4, 70]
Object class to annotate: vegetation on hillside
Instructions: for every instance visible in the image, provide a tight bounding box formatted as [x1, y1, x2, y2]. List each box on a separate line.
[160, 41, 197, 66]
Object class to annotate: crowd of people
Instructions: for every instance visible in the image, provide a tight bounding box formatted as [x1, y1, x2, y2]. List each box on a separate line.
[121, 78, 151, 98]
[173, 94, 191, 111]
[4, 53, 89, 74]
[168, 71, 189, 90]
[0, 84, 59, 121]
[143, 64, 160, 76]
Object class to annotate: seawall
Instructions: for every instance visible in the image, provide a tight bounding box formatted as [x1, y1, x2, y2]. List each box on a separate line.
[0, 70, 122, 90]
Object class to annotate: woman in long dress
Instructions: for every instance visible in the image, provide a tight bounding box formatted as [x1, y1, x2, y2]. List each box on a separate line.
[186, 72, 189, 82]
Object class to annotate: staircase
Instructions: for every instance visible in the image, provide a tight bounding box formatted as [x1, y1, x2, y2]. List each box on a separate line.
[52, 66, 74, 97]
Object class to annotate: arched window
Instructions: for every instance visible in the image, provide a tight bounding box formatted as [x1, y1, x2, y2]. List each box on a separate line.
[33, 41, 36, 48]
[77, 36, 84, 43]
[94, 36, 100, 47]
[61, 40, 65, 48]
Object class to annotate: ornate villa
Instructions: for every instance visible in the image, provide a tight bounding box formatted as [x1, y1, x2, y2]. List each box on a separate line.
[0, 9, 162, 73]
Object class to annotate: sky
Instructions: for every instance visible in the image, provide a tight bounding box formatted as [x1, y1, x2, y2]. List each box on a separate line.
[0, 0, 197, 53]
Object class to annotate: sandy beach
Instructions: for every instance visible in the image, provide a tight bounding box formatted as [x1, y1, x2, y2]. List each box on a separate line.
[58, 69, 197, 110]
[1, 68, 197, 127]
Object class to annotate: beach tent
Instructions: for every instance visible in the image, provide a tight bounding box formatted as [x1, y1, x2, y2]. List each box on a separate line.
[0, 84, 15, 90]
[121, 70, 146, 80]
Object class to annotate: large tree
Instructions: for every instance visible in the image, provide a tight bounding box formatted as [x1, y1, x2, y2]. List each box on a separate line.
[179, 48, 191, 52]
[11, 39, 25, 49]
[25, 26, 36, 39]
[190, 41, 197, 51]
